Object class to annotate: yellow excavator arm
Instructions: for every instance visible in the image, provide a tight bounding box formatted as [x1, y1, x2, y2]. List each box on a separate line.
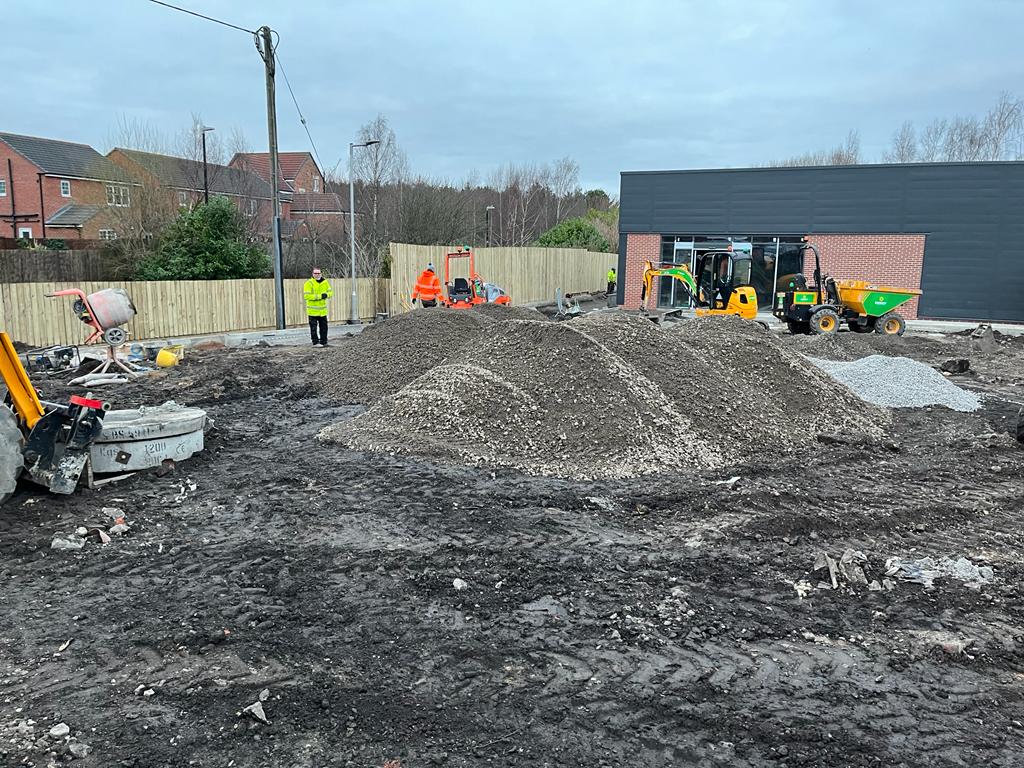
[639, 258, 758, 321]
[0, 333, 44, 429]
[640, 260, 698, 311]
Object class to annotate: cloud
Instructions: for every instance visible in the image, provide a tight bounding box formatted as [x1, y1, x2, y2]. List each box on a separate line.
[6, 0, 1023, 194]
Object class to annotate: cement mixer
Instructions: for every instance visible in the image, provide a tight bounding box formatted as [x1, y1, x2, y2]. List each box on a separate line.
[47, 288, 136, 347]
[47, 287, 139, 375]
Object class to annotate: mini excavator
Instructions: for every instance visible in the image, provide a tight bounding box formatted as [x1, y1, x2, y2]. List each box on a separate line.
[640, 248, 759, 321]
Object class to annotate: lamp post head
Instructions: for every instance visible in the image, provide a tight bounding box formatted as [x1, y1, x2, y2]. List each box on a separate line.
[201, 126, 215, 133]
[486, 205, 495, 211]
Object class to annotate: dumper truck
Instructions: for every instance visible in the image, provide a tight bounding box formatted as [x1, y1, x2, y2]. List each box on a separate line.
[774, 243, 921, 335]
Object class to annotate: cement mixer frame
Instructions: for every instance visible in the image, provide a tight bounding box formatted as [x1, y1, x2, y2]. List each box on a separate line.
[46, 288, 141, 376]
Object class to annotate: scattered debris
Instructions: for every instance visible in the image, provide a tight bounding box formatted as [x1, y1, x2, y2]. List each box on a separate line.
[57, 638, 73, 652]
[242, 700, 269, 724]
[969, 323, 995, 354]
[714, 476, 741, 487]
[886, 556, 994, 589]
[68, 741, 91, 759]
[48, 723, 70, 739]
[452, 578, 469, 591]
[809, 355, 982, 412]
[103, 507, 125, 524]
[51, 534, 86, 551]
[811, 549, 893, 591]
[940, 358, 970, 374]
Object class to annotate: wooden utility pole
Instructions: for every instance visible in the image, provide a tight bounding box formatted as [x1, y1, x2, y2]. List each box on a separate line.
[257, 25, 286, 330]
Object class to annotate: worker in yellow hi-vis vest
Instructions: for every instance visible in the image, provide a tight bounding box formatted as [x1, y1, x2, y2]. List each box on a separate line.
[303, 267, 333, 347]
[607, 267, 616, 295]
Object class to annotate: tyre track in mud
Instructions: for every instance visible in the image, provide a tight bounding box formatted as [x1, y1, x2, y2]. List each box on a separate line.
[2, 345, 1024, 766]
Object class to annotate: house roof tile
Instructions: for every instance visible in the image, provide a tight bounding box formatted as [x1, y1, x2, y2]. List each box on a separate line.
[45, 204, 104, 227]
[0, 132, 130, 182]
[289, 193, 346, 213]
[231, 152, 318, 184]
[114, 149, 274, 199]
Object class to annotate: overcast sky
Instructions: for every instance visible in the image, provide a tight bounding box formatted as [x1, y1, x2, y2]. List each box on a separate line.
[5, 1, 1022, 193]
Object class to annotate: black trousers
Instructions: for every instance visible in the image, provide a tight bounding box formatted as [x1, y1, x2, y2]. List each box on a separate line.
[607, 281, 615, 295]
[308, 315, 328, 344]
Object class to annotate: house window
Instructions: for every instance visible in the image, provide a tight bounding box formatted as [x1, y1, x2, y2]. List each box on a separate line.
[60, 179, 72, 197]
[313, 177, 321, 193]
[0, 179, 8, 196]
[18, 227, 32, 239]
[106, 184, 130, 207]
[178, 191, 188, 207]
[99, 229, 117, 241]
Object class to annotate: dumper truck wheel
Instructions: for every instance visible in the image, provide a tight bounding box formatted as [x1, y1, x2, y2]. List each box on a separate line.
[0, 406, 24, 504]
[875, 312, 906, 336]
[809, 308, 840, 334]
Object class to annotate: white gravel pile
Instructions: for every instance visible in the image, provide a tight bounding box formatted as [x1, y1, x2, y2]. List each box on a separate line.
[809, 355, 982, 412]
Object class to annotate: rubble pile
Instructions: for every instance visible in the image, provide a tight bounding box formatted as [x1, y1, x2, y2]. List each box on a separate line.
[319, 308, 498, 404]
[319, 312, 889, 479]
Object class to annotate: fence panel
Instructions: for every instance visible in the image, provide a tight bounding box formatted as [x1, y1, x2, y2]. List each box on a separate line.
[0, 278, 385, 348]
[387, 243, 615, 314]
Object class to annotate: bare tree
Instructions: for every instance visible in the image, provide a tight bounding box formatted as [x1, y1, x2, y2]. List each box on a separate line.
[918, 119, 948, 161]
[883, 93, 1023, 163]
[883, 121, 918, 163]
[769, 130, 861, 167]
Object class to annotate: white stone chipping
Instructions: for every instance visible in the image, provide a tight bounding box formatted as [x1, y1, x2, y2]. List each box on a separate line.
[809, 355, 982, 412]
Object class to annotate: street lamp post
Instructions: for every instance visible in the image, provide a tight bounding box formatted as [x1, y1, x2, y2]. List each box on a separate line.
[348, 139, 380, 324]
[485, 205, 495, 247]
[200, 126, 215, 204]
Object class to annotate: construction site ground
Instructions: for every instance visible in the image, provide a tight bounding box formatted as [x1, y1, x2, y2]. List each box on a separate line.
[2, 320, 1023, 768]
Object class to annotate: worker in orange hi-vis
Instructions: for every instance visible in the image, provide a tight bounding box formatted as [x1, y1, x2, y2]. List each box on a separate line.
[411, 262, 444, 308]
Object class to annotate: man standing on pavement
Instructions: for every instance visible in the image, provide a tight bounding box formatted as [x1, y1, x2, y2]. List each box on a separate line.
[607, 267, 617, 295]
[303, 267, 333, 347]
[411, 262, 444, 308]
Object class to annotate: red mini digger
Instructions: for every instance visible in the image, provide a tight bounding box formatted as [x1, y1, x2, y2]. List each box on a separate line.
[442, 247, 511, 309]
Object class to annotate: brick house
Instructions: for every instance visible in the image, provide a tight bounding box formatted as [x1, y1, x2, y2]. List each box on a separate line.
[231, 151, 324, 193]
[617, 162, 1024, 323]
[230, 151, 347, 240]
[0, 132, 134, 241]
[108, 148, 282, 237]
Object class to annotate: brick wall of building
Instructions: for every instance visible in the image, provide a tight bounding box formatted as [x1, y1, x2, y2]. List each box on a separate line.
[291, 158, 324, 194]
[622, 233, 660, 309]
[1, 141, 124, 240]
[806, 233, 925, 319]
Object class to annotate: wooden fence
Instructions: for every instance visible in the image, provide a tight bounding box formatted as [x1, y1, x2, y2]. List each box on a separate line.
[388, 243, 616, 313]
[0, 278, 386, 348]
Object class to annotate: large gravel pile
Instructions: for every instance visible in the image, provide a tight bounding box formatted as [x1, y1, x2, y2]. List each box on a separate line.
[319, 312, 890, 479]
[318, 308, 500, 404]
[809, 355, 982, 412]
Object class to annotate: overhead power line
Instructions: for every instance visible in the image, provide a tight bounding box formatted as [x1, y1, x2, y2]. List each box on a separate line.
[146, 0, 255, 34]
[273, 50, 327, 178]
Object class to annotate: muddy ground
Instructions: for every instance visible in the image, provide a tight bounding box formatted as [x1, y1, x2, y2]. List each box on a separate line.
[1, 326, 1023, 767]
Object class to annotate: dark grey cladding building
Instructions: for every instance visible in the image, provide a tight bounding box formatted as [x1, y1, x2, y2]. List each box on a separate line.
[617, 161, 1024, 323]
